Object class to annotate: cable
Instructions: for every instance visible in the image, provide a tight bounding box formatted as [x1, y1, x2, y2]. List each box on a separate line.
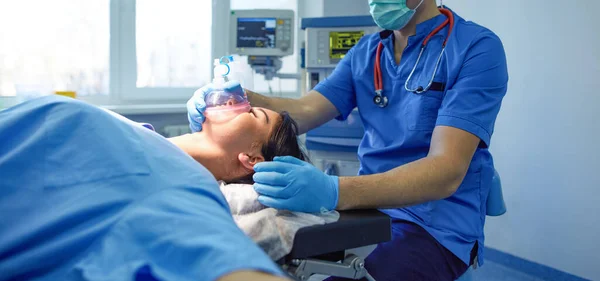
[278, 77, 282, 97]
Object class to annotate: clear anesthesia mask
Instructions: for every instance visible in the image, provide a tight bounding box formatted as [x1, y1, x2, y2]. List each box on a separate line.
[204, 87, 251, 123]
[204, 56, 251, 123]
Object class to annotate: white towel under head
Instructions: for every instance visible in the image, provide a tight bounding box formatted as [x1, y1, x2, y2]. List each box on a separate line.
[219, 182, 340, 261]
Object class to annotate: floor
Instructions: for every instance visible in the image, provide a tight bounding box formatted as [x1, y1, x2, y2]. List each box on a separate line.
[305, 246, 559, 281]
[469, 261, 549, 281]
[307, 261, 551, 281]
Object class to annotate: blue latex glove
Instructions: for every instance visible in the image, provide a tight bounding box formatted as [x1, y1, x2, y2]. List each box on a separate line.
[253, 156, 339, 213]
[187, 85, 210, 132]
[187, 81, 245, 132]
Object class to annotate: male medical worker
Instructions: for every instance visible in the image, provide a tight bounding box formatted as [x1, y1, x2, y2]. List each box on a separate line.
[188, 0, 508, 280]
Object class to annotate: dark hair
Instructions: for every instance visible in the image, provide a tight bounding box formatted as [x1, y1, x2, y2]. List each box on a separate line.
[229, 111, 309, 184]
[261, 111, 308, 162]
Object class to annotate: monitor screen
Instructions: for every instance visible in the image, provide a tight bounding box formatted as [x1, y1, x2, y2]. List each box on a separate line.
[329, 31, 365, 59]
[236, 17, 277, 48]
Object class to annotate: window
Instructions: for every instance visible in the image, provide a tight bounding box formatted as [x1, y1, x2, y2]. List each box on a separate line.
[0, 0, 222, 104]
[230, 0, 300, 97]
[136, 0, 212, 88]
[116, 0, 226, 102]
[0, 0, 293, 107]
[0, 0, 109, 97]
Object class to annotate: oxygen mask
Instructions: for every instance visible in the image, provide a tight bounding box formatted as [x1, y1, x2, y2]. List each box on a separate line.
[204, 87, 251, 123]
[204, 56, 251, 123]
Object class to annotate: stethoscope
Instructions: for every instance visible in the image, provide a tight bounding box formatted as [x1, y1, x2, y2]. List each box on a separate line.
[373, 8, 454, 108]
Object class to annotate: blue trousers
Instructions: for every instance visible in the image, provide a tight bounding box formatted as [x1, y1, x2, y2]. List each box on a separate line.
[325, 219, 469, 281]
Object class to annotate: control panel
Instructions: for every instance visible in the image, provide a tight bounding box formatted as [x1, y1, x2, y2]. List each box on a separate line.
[305, 26, 379, 68]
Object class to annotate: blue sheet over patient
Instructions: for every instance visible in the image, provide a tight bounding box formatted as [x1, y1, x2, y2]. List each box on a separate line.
[0, 95, 282, 281]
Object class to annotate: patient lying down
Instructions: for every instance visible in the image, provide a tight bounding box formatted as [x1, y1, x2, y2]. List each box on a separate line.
[168, 105, 306, 183]
[168, 104, 339, 261]
[0, 96, 335, 281]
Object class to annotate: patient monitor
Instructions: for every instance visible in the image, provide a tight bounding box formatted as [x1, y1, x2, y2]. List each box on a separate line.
[230, 9, 294, 57]
[230, 9, 298, 81]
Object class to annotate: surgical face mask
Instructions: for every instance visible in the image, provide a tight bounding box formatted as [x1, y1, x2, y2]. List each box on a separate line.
[369, 0, 424, 30]
[204, 87, 251, 123]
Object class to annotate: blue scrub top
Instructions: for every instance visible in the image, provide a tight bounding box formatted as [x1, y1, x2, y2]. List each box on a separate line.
[314, 7, 508, 266]
[0, 96, 283, 280]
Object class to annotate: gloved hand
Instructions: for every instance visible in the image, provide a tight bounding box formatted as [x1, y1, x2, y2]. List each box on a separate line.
[253, 156, 339, 213]
[187, 81, 245, 132]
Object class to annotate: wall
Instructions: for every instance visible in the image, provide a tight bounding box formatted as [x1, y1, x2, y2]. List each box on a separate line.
[322, 0, 369, 17]
[300, 0, 369, 18]
[445, 1, 600, 280]
[299, 0, 324, 18]
[124, 113, 188, 137]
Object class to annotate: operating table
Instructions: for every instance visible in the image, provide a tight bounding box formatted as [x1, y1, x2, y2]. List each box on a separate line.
[279, 209, 392, 281]
[278, 167, 507, 281]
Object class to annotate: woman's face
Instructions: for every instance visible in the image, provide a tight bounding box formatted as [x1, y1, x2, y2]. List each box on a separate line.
[168, 106, 282, 181]
[203, 106, 281, 153]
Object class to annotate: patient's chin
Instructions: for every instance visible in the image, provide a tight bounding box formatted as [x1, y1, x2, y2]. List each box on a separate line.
[221, 172, 254, 185]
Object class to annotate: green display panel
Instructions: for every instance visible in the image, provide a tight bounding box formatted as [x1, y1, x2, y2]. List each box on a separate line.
[329, 31, 365, 60]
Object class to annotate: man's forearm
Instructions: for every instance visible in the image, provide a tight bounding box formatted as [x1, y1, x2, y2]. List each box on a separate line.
[245, 89, 294, 114]
[336, 155, 468, 210]
[245, 90, 308, 133]
[245, 89, 339, 134]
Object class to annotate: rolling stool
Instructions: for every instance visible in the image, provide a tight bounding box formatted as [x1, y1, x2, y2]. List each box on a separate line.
[456, 169, 507, 281]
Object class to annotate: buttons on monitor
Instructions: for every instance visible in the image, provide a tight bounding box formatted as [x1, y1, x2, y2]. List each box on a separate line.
[275, 17, 292, 52]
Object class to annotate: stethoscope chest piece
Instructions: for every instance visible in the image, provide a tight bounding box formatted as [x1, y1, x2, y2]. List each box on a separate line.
[373, 92, 388, 108]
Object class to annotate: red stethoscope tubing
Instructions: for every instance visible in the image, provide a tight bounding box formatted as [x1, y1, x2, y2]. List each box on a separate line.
[373, 8, 454, 94]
